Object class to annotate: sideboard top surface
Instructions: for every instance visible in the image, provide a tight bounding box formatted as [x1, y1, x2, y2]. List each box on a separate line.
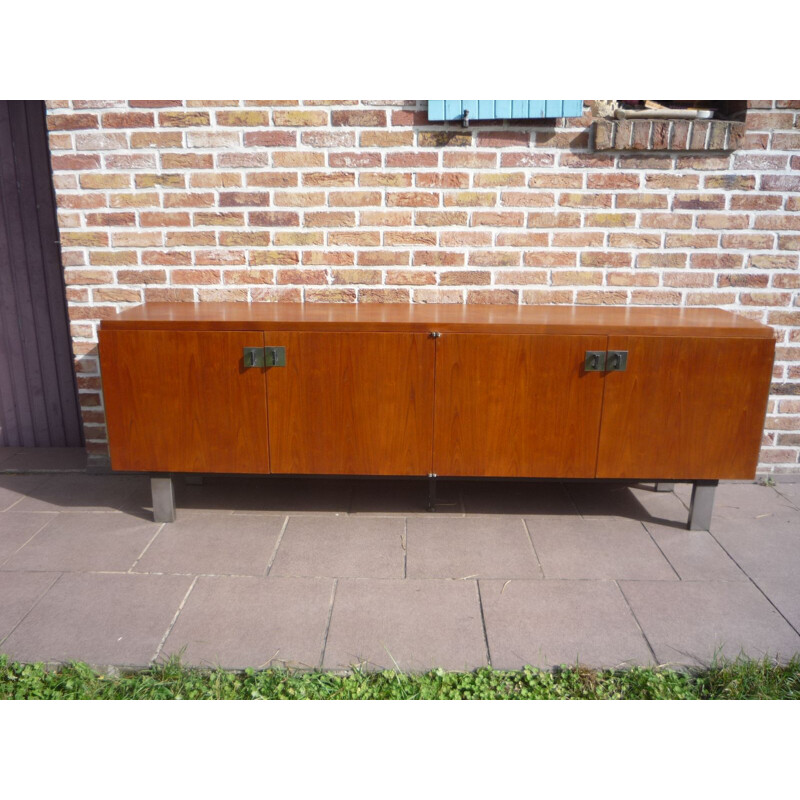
[100, 302, 774, 339]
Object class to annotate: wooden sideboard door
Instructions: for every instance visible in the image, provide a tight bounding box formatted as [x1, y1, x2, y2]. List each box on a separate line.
[433, 333, 608, 477]
[100, 330, 270, 473]
[596, 335, 775, 479]
[266, 332, 435, 475]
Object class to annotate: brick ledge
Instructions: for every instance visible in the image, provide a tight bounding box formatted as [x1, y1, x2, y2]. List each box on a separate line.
[594, 119, 745, 151]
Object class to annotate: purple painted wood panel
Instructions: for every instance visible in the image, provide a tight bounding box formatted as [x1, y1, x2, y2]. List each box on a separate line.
[0, 101, 83, 447]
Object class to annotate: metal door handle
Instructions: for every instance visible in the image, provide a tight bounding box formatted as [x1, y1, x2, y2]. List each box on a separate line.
[607, 350, 628, 371]
[584, 351, 606, 372]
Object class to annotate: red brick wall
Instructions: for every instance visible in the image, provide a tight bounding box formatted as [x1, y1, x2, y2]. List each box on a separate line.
[45, 100, 800, 472]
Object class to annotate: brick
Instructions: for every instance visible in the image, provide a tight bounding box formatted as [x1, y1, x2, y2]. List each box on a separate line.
[244, 131, 297, 147]
[645, 174, 699, 190]
[779, 235, 800, 251]
[740, 292, 792, 306]
[552, 232, 602, 247]
[195, 250, 247, 266]
[501, 152, 555, 168]
[675, 156, 731, 170]
[584, 213, 636, 227]
[217, 152, 271, 168]
[673, 193, 725, 210]
[786, 197, 800, 212]
[391, 109, 428, 126]
[51, 154, 101, 170]
[689, 253, 743, 269]
[144, 288, 195, 302]
[527, 212, 581, 228]
[630, 290, 682, 305]
[273, 110, 328, 127]
[106, 155, 158, 170]
[162, 153, 213, 169]
[467, 289, 519, 305]
[443, 152, 496, 168]
[85, 212, 136, 227]
[418, 131, 472, 147]
[304, 211, 356, 227]
[246, 172, 298, 188]
[329, 232, 380, 247]
[47, 114, 98, 131]
[273, 192, 324, 207]
[552, 270, 603, 286]
[79, 173, 130, 189]
[416, 172, 467, 189]
[474, 172, 525, 187]
[218, 232, 273, 246]
[476, 131, 530, 147]
[717, 273, 769, 288]
[415, 211, 468, 227]
[187, 131, 240, 149]
[276, 269, 327, 285]
[386, 269, 436, 285]
[273, 152, 325, 167]
[721, 233, 774, 249]
[439, 232, 491, 247]
[216, 110, 270, 126]
[130, 100, 182, 108]
[386, 152, 439, 168]
[304, 132, 357, 148]
[528, 174, 583, 189]
[101, 112, 154, 128]
[273, 232, 324, 246]
[117, 269, 166, 284]
[414, 251, 466, 268]
[64, 268, 113, 285]
[359, 288, 411, 303]
[331, 110, 386, 127]
[387, 231, 438, 246]
[662, 271, 714, 288]
[330, 152, 381, 168]
[109, 192, 160, 208]
[772, 133, 800, 150]
[357, 250, 410, 266]
[302, 172, 355, 187]
[438, 270, 490, 285]
[159, 111, 210, 127]
[749, 255, 799, 269]
[608, 233, 661, 248]
[332, 269, 381, 285]
[501, 192, 555, 207]
[172, 270, 222, 286]
[755, 215, 800, 231]
[521, 289, 574, 305]
[471, 211, 525, 227]
[606, 272, 658, 287]
[113, 232, 163, 247]
[218, 192, 270, 207]
[361, 131, 414, 147]
[388, 192, 439, 207]
[497, 232, 549, 247]
[302, 251, 353, 266]
[328, 191, 381, 207]
[141, 250, 192, 265]
[140, 212, 190, 227]
[616, 194, 668, 209]
[357, 172, 409, 188]
[56, 193, 105, 210]
[559, 193, 612, 208]
[664, 234, 719, 248]
[224, 269, 276, 284]
[523, 251, 577, 267]
[305, 288, 356, 303]
[494, 270, 548, 285]
[762, 175, 800, 191]
[360, 211, 412, 227]
[730, 194, 782, 210]
[135, 173, 185, 188]
[468, 251, 520, 267]
[580, 251, 632, 268]
[443, 192, 495, 207]
[696, 214, 749, 229]
[193, 212, 244, 226]
[587, 174, 640, 189]
[640, 213, 692, 229]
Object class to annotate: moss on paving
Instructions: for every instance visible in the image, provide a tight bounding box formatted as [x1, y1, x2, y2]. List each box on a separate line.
[2, 655, 799, 699]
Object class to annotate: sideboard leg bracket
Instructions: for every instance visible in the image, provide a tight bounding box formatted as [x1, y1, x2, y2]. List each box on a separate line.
[427, 474, 437, 512]
[152, 475, 176, 523]
[655, 482, 675, 492]
[688, 480, 718, 531]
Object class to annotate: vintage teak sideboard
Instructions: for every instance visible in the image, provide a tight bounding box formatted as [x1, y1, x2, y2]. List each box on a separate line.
[98, 303, 776, 528]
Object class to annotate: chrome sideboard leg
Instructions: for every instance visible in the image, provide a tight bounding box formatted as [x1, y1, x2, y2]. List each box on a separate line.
[688, 480, 718, 531]
[655, 482, 675, 492]
[427, 474, 437, 512]
[152, 475, 176, 523]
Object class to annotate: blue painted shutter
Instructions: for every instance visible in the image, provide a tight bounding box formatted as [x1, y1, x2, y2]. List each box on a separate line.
[428, 100, 583, 121]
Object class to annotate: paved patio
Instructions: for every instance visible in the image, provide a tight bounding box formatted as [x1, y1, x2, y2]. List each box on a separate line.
[1, 449, 799, 672]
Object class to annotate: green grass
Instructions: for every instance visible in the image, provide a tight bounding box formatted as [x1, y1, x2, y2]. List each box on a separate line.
[1, 654, 799, 699]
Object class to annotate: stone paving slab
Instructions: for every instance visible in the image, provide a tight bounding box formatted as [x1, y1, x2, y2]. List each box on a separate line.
[270, 516, 405, 578]
[323, 579, 487, 672]
[0, 571, 60, 642]
[0, 513, 160, 574]
[1, 572, 193, 667]
[620, 580, 800, 667]
[0, 475, 52, 512]
[134, 514, 284, 577]
[161, 576, 333, 670]
[527, 518, 677, 580]
[480, 579, 654, 670]
[406, 516, 541, 579]
[0, 513, 54, 564]
[9, 473, 144, 514]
